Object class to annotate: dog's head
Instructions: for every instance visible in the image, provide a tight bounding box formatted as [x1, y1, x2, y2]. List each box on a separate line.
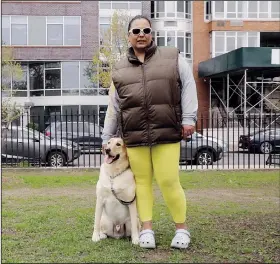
[104, 137, 127, 165]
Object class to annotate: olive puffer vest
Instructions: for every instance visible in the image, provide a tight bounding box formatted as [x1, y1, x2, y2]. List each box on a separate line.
[112, 42, 182, 147]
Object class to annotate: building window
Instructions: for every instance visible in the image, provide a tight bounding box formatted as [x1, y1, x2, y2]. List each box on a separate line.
[62, 62, 79, 95]
[2, 16, 10, 45]
[151, 1, 192, 19]
[99, 17, 111, 46]
[12, 64, 28, 97]
[99, 1, 142, 10]
[45, 62, 61, 96]
[29, 63, 44, 97]
[30, 105, 104, 128]
[205, 1, 212, 20]
[11, 16, 27, 45]
[154, 30, 192, 61]
[259, 1, 269, 18]
[2, 65, 12, 97]
[2, 15, 81, 46]
[248, 1, 258, 18]
[47, 16, 63, 45]
[271, 1, 280, 18]
[212, 31, 260, 57]
[62, 105, 79, 121]
[3, 61, 101, 98]
[64, 17, 81, 45]
[214, 1, 224, 19]
[212, 1, 280, 20]
[28, 16, 46, 45]
[80, 61, 98, 95]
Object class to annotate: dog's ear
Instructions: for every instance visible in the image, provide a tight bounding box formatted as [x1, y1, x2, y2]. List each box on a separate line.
[121, 143, 127, 156]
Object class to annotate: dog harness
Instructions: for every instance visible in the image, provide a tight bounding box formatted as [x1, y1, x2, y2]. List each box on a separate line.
[109, 167, 136, 206]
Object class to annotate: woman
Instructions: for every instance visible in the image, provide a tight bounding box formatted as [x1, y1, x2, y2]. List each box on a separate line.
[101, 15, 198, 249]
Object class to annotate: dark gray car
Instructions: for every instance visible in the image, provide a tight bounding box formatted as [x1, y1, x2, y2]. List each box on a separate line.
[1, 126, 80, 167]
[45, 122, 103, 153]
[180, 132, 225, 165]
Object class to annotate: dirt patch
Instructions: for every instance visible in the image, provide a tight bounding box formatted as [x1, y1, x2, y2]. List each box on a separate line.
[1, 228, 17, 236]
[154, 187, 278, 204]
[140, 249, 171, 262]
[2, 175, 24, 185]
[2, 186, 96, 199]
[186, 188, 279, 203]
[3, 186, 278, 205]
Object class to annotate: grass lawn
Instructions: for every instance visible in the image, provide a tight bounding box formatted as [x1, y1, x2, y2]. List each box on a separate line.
[2, 169, 280, 263]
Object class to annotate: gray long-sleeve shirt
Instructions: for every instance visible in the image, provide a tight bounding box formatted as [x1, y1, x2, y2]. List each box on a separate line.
[101, 54, 198, 145]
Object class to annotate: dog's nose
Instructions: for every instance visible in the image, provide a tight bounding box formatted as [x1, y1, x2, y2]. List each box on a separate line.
[105, 148, 111, 154]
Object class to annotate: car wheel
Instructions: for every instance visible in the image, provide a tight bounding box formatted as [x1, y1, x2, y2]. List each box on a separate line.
[259, 142, 273, 154]
[196, 150, 214, 165]
[48, 152, 66, 167]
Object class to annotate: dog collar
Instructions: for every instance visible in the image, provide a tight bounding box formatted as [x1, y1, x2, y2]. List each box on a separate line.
[109, 166, 130, 179]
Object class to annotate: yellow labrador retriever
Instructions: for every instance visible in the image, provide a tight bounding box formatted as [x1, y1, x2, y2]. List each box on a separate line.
[92, 137, 140, 245]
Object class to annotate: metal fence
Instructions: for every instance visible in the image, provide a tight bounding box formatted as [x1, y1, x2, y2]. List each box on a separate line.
[1, 112, 280, 170]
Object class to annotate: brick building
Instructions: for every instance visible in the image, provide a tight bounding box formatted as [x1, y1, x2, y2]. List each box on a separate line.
[2, 1, 280, 129]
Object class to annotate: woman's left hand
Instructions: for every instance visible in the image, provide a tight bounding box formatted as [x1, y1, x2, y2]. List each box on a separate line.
[181, 125, 195, 139]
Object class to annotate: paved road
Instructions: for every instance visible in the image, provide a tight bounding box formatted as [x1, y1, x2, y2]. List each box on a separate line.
[72, 151, 273, 169]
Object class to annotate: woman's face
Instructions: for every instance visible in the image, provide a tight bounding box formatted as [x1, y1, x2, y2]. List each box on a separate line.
[128, 18, 152, 50]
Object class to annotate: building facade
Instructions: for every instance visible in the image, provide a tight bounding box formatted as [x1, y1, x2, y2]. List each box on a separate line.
[2, 1, 280, 129]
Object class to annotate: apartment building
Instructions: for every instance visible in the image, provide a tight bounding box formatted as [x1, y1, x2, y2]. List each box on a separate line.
[194, 1, 280, 121]
[2, 1, 280, 130]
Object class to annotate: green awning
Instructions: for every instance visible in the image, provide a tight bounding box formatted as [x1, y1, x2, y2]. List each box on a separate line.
[198, 47, 280, 78]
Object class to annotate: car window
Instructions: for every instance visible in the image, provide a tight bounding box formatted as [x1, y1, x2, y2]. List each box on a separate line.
[78, 123, 88, 133]
[1, 129, 12, 138]
[48, 123, 62, 132]
[61, 123, 73, 132]
[88, 124, 102, 134]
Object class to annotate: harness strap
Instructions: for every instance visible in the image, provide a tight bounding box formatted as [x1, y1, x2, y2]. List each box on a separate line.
[111, 187, 136, 206]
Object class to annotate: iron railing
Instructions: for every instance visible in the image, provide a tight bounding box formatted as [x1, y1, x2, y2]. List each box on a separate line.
[1, 112, 280, 169]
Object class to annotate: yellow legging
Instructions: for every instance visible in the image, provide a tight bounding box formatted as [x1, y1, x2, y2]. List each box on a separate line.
[126, 142, 186, 223]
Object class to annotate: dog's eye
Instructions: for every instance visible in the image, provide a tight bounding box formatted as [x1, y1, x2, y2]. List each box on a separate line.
[116, 143, 121, 146]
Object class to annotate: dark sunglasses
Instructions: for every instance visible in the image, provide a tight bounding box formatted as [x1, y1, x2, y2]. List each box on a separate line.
[129, 27, 152, 35]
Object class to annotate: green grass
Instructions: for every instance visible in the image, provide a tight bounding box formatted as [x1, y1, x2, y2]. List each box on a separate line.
[2, 169, 280, 263]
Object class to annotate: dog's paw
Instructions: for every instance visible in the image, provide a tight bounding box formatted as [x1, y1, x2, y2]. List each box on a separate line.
[99, 232, 107, 240]
[131, 235, 139, 245]
[92, 232, 101, 242]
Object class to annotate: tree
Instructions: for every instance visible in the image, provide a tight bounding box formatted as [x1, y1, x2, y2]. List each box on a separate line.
[1, 46, 23, 129]
[92, 10, 130, 90]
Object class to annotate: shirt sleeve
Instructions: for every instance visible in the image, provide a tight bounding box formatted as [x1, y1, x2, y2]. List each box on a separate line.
[101, 82, 120, 145]
[178, 54, 198, 126]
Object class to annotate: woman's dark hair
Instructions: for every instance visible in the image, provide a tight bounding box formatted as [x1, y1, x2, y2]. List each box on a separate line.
[128, 15, 152, 32]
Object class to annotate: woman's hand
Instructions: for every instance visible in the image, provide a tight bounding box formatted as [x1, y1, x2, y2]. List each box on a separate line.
[181, 125, 195, 139]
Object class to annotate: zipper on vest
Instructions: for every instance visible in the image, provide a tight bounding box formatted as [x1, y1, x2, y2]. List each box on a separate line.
[141, 63, 151, 145]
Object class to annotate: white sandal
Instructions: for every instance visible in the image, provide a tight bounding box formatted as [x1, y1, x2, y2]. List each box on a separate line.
[170, 229, 191, 249]
[139, 229, 156, 249]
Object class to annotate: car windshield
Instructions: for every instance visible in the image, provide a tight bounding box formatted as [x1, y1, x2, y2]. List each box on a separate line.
[25, 129, 48, 140]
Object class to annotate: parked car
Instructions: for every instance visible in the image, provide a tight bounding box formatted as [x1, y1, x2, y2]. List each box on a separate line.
[239, 128, 280, 154]
[45, 122, 103, 153]
[1, 126, 80, 167]
[180, 132, 225, 165]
